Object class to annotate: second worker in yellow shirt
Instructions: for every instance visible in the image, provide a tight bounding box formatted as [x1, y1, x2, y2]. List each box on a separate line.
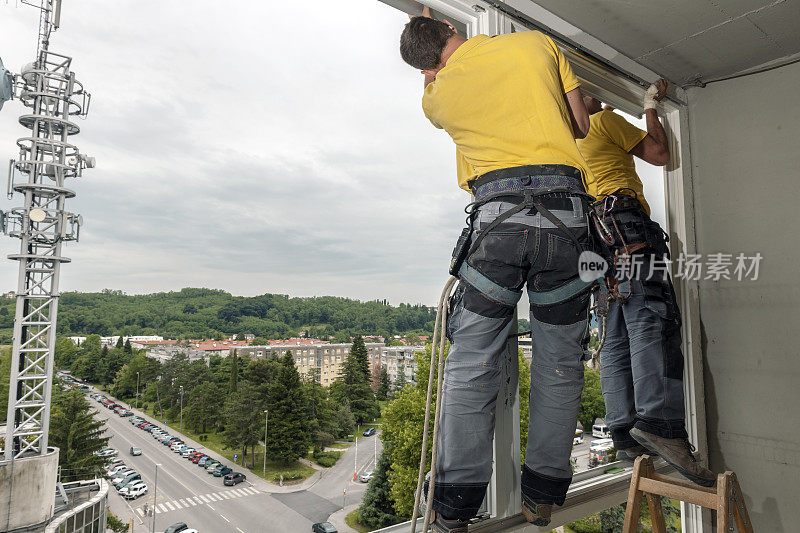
[577, 82, 716, 487]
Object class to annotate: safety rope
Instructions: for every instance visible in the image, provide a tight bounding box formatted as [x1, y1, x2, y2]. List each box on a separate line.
[410, 275, 458, 533]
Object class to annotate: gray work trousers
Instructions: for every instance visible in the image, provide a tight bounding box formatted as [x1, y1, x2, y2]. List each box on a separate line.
[432, 195, 591, 521]
[598, 208, 687, 450]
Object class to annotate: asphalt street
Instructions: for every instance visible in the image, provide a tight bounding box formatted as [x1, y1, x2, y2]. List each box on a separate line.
[92, 392, 381, 533]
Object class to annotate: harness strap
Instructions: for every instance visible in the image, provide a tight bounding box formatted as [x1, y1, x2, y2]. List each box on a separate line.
[534, 200, 585, 252]
[528, 277, 594, 306]
[458, 263, 522, 307]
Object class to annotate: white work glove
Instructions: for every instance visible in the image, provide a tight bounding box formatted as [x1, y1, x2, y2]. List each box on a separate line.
[643, 84, 659, 110]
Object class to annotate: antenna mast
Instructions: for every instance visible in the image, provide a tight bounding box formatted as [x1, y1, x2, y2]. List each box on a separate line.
[2, 0, 94, 460]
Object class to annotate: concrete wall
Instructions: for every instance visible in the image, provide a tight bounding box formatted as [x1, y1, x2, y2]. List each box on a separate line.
[0, 447, 59, 531]
[687, 61, 800, 532]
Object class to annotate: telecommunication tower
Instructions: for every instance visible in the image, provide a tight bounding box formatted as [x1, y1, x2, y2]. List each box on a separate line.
[1, 0, 94, 461]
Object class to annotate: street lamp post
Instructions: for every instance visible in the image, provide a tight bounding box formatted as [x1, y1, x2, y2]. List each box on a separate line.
[151, 463, 161, 533]
[179, 386, 184, 432]
[136, 371, 140, 410]
[263, 410, 268, 477]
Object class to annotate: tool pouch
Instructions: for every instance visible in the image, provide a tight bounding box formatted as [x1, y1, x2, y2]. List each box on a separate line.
[449, 227, 472, 277]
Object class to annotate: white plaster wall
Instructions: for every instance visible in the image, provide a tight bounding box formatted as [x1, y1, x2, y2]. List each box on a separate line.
[0, 447, 59, 531]
[687, 61, 800, 532]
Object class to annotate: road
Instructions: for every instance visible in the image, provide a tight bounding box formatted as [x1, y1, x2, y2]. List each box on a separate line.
[92, 393, 382, 533]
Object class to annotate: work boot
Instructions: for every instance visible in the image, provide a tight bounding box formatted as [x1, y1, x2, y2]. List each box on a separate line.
[431, 515, 469, 533]
[615, 444, 657, 462]
[630, 428, 716, 487]
[521, 499, 552, 527]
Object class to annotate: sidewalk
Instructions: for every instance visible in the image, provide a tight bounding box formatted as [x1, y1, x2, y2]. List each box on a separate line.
[327, 503, 361, 533]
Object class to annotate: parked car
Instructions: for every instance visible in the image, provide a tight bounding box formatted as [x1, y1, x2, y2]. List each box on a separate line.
[130, 446, 142, 456]
[96, 448, 117, 458]
[121, 482, 148, 500]
[113, 471, 140, 486]
[120, 410, 133, 417]
[163, 523, 188, 533]
[197, 456, 211, 467]
[362, 427, 377, 437]
[213, 466, 232, 477]
[192, 454, 207, 464]
[312, 522, 338, 533]
[115, 474, 142, 491]
[206, 462, 221, 473]
[110, 469, 136, 484]
[180, 448, 196, 458]
[358, 471, 374, 483]
[106, 464, 128, 476]
[223, 472, 246, 486]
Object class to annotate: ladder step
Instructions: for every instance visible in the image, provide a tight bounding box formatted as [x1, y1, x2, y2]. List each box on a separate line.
[638, 476, 718, 509]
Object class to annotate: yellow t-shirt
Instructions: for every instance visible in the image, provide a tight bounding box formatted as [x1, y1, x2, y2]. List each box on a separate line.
[577, 109, 650, 214]
[421, 31, 593, 192]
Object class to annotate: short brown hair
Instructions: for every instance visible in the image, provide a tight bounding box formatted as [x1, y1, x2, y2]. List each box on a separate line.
[400, 17, 455, 70]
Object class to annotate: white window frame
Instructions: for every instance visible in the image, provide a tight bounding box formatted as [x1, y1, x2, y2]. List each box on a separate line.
[375, 1, 705, 531]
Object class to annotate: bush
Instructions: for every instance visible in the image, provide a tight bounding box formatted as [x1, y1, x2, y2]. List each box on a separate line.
[107, 511, 129, 533]
[312, 450, 342, 468]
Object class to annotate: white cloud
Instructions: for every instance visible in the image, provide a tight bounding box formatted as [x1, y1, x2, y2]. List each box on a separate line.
[0, 0, 467, 304]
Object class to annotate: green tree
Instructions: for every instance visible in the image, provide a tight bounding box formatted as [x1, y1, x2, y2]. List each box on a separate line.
[394, 370, 407, 392]
[304, 378, 337, 450]
[115, 335, 124, 349]
[334, 404, 356, 439]
[123, 339, 133, 355]
[381, 345, 443, 517]
[221, 382, 262, 468]
[518, 349, 531, 463]
[112, 353, 160, 399]
[54, 337, 79, 369]
[358, 447, 403, 529]
[0, 348, 11, 423]
[332, 336, 379, 424]
[49, 385, 110, 482]
[229, 350, 239, 393]
[377, 366, 391, 400]
[579, 367, 605, 434]
[265, 352, 311, 464]
[183, 381, 223, 433]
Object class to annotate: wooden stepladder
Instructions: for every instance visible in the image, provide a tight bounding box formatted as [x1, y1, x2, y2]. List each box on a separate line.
[623, 455, 753, 533]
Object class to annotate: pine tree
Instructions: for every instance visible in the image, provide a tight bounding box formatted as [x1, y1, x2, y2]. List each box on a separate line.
[377, 367, 391, 400]
[358, 447, 403, 529]
[229, 350, 239, 393]
[222, 381, 261, 468]
[343, 335, 371, 385]
[116, 335, 124, 349]
[265, 352, 311, 464]
[123, 339, 132, 355]
[394, 371, 407, 391]
[49, 385, 110, 482]
[332, 336, 379, 424]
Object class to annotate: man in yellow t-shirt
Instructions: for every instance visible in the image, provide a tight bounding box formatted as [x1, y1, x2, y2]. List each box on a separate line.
[399, 10, 594, 531]
[577, 82, 716, 488]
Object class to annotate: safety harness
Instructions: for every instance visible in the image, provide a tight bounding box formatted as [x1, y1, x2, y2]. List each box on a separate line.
[451, 165, 598, 308]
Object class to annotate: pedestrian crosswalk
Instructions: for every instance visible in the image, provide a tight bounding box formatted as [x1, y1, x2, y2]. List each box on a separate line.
[136, 486, 261, 515]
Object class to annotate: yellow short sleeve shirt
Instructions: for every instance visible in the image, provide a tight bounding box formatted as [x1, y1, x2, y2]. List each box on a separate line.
[421, 31, 593, 191]
[577, 109, 650, 214]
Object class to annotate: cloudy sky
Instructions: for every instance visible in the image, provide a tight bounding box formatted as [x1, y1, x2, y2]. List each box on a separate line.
[0, 0, 665, 306]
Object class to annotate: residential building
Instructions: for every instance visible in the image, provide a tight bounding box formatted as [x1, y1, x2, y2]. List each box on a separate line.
[238, 342, 384, 386]
[379, 345, 423, 386]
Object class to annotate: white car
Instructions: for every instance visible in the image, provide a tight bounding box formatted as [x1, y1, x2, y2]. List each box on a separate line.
[180, 448, 195, 457]
[121, 482, 148, 500]
[358, 471, 374, 483]
[106, 464, 128, 476]
[111, 470, 137, 484]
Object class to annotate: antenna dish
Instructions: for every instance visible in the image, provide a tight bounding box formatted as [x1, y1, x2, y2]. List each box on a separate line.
[29, 208, 46, 222]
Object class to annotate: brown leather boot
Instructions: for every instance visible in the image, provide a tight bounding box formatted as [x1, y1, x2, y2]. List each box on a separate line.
[521, 499, 552, 527]
[630, 428, 716, 487]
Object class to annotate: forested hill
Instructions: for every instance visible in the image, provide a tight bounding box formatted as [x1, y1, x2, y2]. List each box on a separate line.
[0, 288, 436, 342]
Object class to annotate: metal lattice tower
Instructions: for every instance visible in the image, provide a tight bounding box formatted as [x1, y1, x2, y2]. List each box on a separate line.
[2, 0, 93, 461]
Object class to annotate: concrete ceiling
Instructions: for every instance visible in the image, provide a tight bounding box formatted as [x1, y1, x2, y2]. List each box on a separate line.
[530, 0, 800, 85]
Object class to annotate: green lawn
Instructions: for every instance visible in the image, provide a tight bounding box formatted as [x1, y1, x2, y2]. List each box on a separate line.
[345, 510, 371, 533]
[139, 406, 316, 483]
